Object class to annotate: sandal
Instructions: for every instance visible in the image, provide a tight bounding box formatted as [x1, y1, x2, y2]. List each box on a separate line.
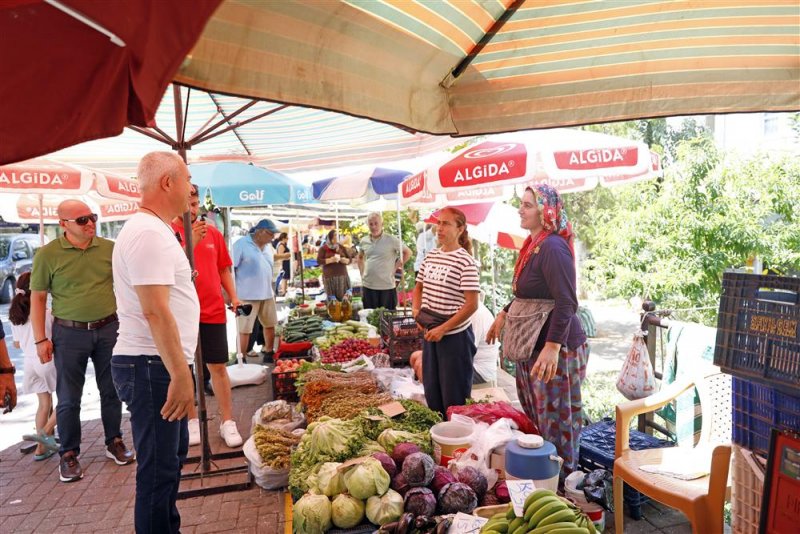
[34, 448, 56, 461]
[23, 431, 59, 452]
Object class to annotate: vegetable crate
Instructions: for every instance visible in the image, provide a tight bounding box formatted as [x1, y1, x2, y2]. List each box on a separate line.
[713, 272, 800, 395]
[731, 376, 800, 457]
[731, 444, 765, 534]
[271, 370, 299, 402]
[384, 335, 422, 367]
[379, 309, 419, 340]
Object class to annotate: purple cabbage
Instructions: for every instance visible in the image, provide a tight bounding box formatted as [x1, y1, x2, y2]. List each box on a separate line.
[438, 482, 478, 514]
[372, 452, 397, 478]
[429, 466, 456, 494]
[401, 452, 435, 487]
[403, 487, 436, 517]
[391, 442, 421, 467]
[391, 472, 411, 496]
[455, 466, 488, 498]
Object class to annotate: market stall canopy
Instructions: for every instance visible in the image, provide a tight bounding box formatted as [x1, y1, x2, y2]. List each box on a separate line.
[400, 129, 661, 207]
[0, 0, 221, 164]
[175, 0, 800, 136]
[189, 162, 313, 207]
[312, 167, 412, 204]
[44, 85, 462, 175]
[426, 202, 525, 250]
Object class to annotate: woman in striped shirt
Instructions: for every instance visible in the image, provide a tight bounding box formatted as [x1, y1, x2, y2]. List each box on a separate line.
[412, 207, 479, 416]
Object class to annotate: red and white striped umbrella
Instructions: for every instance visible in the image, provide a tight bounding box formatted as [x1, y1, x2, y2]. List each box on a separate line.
[401, 129, 661, 206]
[425, 202, 526, 250]
[0, 158, 140, 225]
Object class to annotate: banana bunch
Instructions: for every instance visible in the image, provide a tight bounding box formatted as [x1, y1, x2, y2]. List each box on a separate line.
[480, 490, 596, 534]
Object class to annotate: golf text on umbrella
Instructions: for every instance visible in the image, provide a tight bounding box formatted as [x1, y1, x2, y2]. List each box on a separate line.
[439, 142, 527, 187]
[240, 190, 264, 202]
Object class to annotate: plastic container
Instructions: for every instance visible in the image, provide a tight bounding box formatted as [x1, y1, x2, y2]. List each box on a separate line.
[731, 444, 765, 534]
[358, 308, 372, 323]
[504, 435, 563, 492]
[713, 272, 799, 394]
[564, 471, 589, 505]
[731, 376, 800, 457]
[430, 421, 474, 466]
[581, 503, 605, 532]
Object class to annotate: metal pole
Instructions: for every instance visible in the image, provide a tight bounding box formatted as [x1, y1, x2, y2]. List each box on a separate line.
[491, 243, 497, 314]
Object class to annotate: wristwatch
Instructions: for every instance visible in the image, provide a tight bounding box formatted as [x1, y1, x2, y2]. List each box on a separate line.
[0, 365, 15, 374]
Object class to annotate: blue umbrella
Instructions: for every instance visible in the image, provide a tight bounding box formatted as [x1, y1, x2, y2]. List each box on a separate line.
[312, 167, 411, 203]
[189, 162, 314, 207]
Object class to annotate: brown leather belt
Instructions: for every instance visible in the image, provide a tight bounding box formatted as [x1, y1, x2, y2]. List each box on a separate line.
[53, 313, 118, 330]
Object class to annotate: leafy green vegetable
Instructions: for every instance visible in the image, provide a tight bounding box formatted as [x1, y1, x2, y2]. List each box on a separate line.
[359, 399, 441, 439]
[331, 494, 365, 529]
[343, 457, 391, 499]
[377, 429, 432, 456]
[293, 493, 332, 534]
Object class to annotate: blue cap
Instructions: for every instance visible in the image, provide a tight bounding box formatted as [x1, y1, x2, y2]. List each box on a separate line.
[250, 219, 279, 234]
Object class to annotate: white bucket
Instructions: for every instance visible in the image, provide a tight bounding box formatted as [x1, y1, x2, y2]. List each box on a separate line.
[564, 471, 589, 505]
[430, 421, 474, 466]
[579, 502, 605, 532]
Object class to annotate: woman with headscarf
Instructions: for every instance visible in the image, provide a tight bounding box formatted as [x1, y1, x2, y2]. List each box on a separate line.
[486, 184, 588, 474]
[316, 229, 351, 300]
[412, 207, 479, 417]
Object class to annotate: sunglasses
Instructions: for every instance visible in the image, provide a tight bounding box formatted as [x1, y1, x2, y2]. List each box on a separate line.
[61, 213, 98, 225]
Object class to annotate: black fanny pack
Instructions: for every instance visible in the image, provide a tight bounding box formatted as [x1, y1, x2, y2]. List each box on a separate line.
[415, 308, 453, 330]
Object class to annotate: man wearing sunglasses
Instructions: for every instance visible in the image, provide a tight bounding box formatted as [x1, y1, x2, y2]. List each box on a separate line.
[30, 200, 134, 483]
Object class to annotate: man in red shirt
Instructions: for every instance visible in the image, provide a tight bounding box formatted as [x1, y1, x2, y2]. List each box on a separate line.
[172, 186, 243, 448]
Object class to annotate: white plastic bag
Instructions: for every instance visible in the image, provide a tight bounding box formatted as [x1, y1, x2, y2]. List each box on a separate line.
[616, 331, 656, 400]
[448, 416, 520, 490]
[250, 401, 305, 432]
[243, 435, 290, 489]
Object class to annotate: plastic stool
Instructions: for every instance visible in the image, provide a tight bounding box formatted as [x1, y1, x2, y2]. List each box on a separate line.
[578, 417, 674, 520]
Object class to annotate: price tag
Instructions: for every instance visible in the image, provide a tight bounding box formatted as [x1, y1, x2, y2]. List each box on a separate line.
[506, 479, 537, 517]
[378, 401, 406, 417]
[447, 512, 488, 534]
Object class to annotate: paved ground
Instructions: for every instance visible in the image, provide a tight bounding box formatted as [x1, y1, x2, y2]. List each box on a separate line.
[0, 300, 711, 533]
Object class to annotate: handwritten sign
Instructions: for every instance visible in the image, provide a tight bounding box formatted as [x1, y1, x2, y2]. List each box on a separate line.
[506, 479, 537, 517]
[379, 401, 406, 417]
[448, 512, 488, 534]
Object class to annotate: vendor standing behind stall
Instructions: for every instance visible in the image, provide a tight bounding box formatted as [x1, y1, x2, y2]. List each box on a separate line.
[412, 207, 479, 417]
[316, 229, 351, 300]
[358, 212, 411, 310]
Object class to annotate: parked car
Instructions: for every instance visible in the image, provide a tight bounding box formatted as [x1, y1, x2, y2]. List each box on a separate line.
[0, 234, 48, 303]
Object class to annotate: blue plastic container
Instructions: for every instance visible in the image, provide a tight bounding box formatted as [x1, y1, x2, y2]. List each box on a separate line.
[504, 435, 561, 490]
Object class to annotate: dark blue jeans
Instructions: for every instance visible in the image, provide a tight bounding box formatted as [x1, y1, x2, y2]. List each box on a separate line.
[111, 355, 189, 534]
[52, 320, 122, 456]
[422, 326, 476, 417]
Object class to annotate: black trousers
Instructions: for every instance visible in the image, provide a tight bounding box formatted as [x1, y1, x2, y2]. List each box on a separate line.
[422, 326, 476, 417]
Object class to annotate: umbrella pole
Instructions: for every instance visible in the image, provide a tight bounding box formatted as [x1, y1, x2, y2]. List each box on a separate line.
[38, 194, 44, 246]
[395, 197, 403, 307]
[491, 243, 498, 314]
[171, 86, 251, 498]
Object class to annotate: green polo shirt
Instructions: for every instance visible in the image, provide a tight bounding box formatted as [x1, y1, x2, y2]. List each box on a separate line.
[30, 234, 116, 322]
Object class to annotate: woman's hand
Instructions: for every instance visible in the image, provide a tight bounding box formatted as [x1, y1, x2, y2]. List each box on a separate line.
[339, 257, 350, 265]
[424, 325, 447, 342]
[531, 343, 560, 383]
[485, 311, 506, 344]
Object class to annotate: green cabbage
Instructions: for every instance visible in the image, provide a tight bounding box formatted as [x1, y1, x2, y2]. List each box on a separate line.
[358, 439, 386, 456]
[343, 457, 390, 500]
[293, 493, 332, 534]
[365, 489, 404, 526]
[316, 463, 346, 497]
[308, 417, 364, 459]
[377, 428, 432, 455]
[331, 494, 365, 529]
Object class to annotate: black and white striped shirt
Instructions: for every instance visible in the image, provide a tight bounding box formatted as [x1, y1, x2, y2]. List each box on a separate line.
[419, 248, 480, 334]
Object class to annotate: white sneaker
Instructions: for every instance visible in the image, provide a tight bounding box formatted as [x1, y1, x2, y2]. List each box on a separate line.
[220, 420, 243, 448]
[188, 418, 200, 446]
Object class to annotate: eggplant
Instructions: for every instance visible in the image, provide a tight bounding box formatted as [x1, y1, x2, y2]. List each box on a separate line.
[397, 512, 414, 534]
[434, 517, 452, 534]
[414, 515, 435, 530]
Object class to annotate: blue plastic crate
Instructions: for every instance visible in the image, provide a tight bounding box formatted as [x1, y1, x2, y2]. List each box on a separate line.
[731, 376, 800, 457]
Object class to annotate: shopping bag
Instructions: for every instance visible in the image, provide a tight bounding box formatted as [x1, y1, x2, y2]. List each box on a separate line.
[616, 331, 656, 400]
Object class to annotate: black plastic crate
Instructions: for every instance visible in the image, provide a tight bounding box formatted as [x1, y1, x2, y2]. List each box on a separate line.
[731, 376, 800, 457]
[269, 357, 310, 402]
[713, 272, 799, 394]
[578, 418, 674, 520]
[384, 335, 422, 367]
[379, 309, 419, 340]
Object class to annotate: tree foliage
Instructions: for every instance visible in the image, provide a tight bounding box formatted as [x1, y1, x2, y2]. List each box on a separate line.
[582, 137, 800, 324]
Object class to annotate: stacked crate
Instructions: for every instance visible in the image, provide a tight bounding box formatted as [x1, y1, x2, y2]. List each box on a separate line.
[713, 272, 800, 533]
[379, 310, 422, 367]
